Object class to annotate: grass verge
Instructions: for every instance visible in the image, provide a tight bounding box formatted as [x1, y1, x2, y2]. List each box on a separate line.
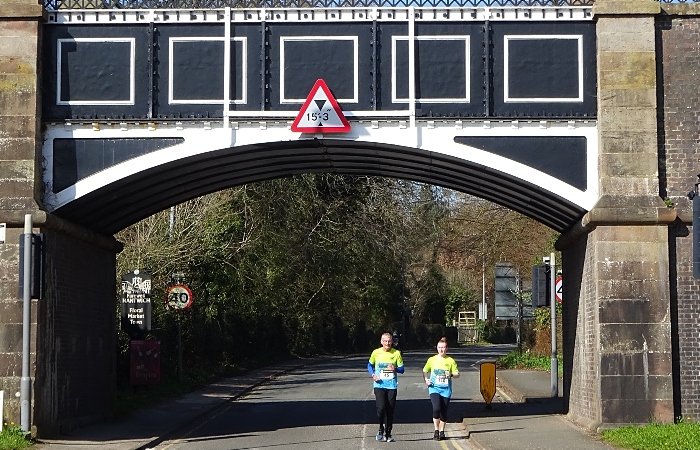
[601, 421, 700, 450]
[496, 349, 563, 378]
[0, 425, 32, 450]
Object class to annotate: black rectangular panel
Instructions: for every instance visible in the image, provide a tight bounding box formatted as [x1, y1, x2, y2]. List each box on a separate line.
[171, 40, 244, 102]
[282, 39, 355, 101]
[58, 40, 132, 102]
[42, 25, 150, 120]
[155, 24, 261, 118]
[454, 136, 587, 190]
[268, 23, 373, 111]
[507, 37, 579, 100]
[394, 38, 468, 101]
[378, 22, 483, 117]
[53, 137, 183, 192]
[491, 22, 596, 118]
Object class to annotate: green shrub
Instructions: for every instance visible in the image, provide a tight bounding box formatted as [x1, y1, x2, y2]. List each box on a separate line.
[0, 424, 32, 450]
[496, 349, 562, 377]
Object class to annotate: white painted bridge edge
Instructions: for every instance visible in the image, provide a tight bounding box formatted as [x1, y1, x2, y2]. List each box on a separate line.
[41, 119, 599, 213]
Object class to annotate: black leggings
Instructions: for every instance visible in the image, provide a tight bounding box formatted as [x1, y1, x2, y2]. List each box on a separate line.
[374, 388, 397, 435]
[430, 393, 451, 422]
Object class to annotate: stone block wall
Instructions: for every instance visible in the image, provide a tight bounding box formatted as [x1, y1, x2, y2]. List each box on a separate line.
[0, 0, 44, 430]
[558, 0, 675, 429]
[657, 4, 700, 421]
[1, 1, 121, 435]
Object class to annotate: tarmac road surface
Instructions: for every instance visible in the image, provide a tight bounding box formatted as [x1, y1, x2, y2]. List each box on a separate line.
[147, 347, 507, 450]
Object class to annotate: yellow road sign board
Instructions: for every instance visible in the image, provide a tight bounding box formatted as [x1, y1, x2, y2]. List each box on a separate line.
[480, 362, 496, 407]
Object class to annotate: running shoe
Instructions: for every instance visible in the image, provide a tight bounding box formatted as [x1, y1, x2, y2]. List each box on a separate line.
[439, 431, 446, 440]
[433, 430, 440, 440]
[385, 435, 395, 442]
[376, 432, 383, 441]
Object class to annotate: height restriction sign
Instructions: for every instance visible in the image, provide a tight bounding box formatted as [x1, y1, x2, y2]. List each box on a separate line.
[165, 284, 193, 311]
[291, 79, 350, 133]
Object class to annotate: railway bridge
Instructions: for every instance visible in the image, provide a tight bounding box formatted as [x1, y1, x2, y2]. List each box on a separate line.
[1, 0, 700, 435]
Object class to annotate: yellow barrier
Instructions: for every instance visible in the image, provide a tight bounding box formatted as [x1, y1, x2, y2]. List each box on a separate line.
[480, 362, 496, 410]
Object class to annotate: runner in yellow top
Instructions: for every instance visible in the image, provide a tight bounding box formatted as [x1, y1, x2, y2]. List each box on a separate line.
[423, 337, 460, 441]
[368, 332, 404, 442]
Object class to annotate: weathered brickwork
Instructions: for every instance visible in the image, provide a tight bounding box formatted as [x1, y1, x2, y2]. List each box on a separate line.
[33, 229, 117, 436]
[658, 8, 700, 420]
[563, 233, 600, 427]
[670, 229, 700, 420]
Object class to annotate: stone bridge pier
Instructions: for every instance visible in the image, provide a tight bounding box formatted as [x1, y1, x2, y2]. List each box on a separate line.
[558, 0, 677, 429]
[1, 1, 120, 435]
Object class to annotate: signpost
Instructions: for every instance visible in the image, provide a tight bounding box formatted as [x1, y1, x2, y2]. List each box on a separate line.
[549, 253, 558, 398]
[166, 280, 193, 382]
[121, 270, 152, 339]
[291, 79, 350, 133]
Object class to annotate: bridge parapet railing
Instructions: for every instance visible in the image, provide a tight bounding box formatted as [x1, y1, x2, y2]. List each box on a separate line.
[43, 0, 601, 10]
[41, 0, 700, 11]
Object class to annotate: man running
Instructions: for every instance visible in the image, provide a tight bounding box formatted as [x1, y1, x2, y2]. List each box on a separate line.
[368, 332, 405, 443]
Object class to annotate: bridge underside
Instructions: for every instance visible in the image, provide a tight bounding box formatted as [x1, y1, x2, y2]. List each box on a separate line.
[49, 138, 587, 234]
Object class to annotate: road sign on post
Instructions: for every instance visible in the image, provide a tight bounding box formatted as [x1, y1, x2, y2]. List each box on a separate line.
[495, 263, 518, 320]
[291, 79, 350, 133]
[531, 264, 549, 307]
[121, 270, 152, 338]
[555, 276, 563, 302]
[130, 340, 161, 385]
[166, 284, 193, 311]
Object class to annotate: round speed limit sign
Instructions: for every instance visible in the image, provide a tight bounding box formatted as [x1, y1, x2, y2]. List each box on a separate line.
[165, 284, 193, 311]
[555, 277, 563, 303]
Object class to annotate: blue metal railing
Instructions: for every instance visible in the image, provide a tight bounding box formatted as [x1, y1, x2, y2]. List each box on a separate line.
[39, 0, 700, 11]
[42, 0, 593, 10]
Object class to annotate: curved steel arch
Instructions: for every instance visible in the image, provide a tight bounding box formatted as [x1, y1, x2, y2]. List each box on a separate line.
[50, 138, 587, 234]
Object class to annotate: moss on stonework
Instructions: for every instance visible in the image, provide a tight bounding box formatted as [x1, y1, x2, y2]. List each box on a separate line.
[0, 72, 35, 93]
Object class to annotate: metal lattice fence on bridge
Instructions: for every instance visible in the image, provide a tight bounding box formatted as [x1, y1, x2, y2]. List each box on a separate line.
[43, 0, 596, 10]
[40, 0, 700, 11]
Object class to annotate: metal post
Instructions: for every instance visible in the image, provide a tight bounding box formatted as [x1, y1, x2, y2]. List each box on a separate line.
[408, 6, 416, 129]
[223, 6, 231, 129]
[550, 252, 558, 397]
[169, 206, 175, 239]
[21, 214, 32, 432]
[481, 259, 486, 320]
[516, 274, 522, 353]
[177, 317, 182, 382]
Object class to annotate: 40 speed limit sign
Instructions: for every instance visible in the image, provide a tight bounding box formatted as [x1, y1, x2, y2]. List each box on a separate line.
[165, 284, 193, 311]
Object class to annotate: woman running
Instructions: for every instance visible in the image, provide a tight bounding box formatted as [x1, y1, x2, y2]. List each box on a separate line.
[423, 337, 460, 441]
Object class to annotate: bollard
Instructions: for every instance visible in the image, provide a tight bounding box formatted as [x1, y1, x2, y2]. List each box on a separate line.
[480, 362, 496, 410]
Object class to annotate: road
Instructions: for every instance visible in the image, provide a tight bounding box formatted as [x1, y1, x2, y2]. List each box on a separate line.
[151, 344, 514, 450]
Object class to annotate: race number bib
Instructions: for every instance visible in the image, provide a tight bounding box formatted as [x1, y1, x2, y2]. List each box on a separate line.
[380, 370, 396, 380]
[435, 375, 449, 386]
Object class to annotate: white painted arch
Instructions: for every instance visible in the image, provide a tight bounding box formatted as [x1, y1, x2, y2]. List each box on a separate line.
[42, 118, 598, 234]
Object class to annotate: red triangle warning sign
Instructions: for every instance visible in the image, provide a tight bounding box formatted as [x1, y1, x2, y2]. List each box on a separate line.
[291, 79, 351, 133]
